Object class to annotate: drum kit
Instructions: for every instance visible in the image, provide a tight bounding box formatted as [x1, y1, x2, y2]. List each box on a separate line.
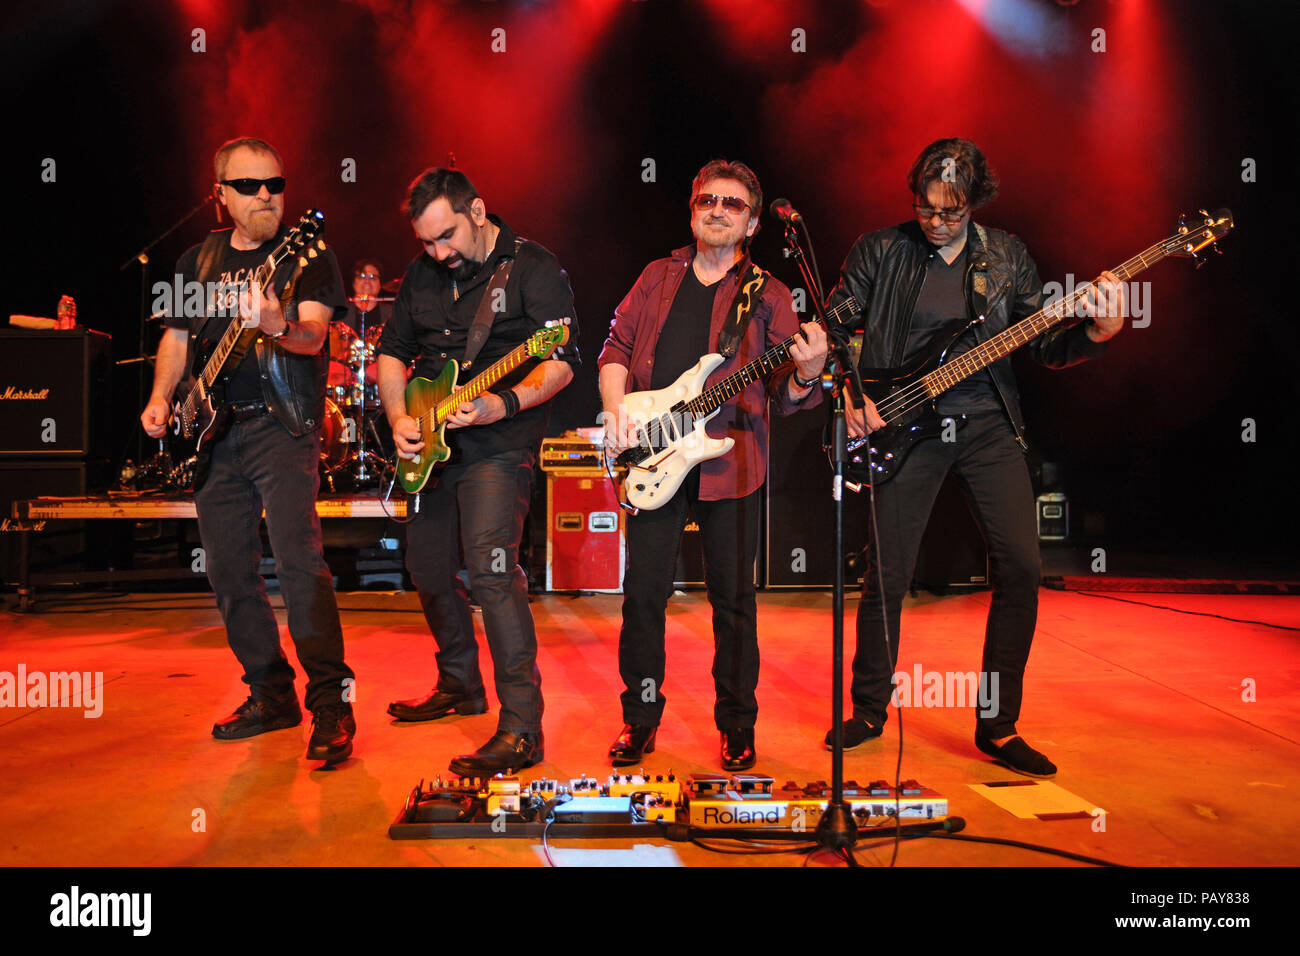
[320, 296, 396, 491]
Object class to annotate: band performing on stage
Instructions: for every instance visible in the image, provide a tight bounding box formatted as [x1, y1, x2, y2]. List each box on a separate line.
[122, 134, 1144, 781]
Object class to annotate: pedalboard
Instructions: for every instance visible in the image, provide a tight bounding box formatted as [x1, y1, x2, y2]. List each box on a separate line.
[389, 770, 947, 839]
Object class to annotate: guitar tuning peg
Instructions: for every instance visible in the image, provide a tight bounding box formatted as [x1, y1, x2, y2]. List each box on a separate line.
[307, 248, 317, 258]
[299, 256, 308, 267]
[317, 240, 326, 250]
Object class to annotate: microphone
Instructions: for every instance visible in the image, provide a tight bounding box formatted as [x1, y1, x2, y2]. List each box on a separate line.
[770, 198, 802, 224]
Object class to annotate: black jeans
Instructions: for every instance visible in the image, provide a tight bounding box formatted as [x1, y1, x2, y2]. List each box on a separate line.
[619, 469, 762, 730]
[403, 447, 542, 736]
[852, 412, 1040, 738]
[194, 413, 353, 713]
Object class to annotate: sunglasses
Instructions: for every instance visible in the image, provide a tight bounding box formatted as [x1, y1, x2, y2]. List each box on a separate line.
[219, 177, 287, 196]
[693, 193, 752, 214]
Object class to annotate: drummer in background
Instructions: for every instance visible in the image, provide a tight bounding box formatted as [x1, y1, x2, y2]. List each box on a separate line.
[340, 258, 393, 336]
[329, 258, 394, 388]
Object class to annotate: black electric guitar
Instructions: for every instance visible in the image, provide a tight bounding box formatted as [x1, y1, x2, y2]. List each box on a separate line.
[837, 208, 1234, 486]
[614, 296, 858, 511]
[171, 209, 327, 489]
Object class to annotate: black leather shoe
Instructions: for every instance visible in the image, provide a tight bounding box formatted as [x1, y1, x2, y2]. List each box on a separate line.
[720, 727, 756, 772]
[387, 688, 489, 722]
[307, 704, 356, 763]
[212, 695, 301, 740]
[975, 731, 1057, 778]
[609, 724, 658, 766]
[449, 730, 544, 776]
[824, 716, 883, 751]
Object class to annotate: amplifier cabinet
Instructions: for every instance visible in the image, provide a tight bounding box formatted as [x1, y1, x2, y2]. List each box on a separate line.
[765, 403, 988, 590]
[545, 467, 625, 592]
[1, 458, 112, 584]
[0, 329, 112, 457]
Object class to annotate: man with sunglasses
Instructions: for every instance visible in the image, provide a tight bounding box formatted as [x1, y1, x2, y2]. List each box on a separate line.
[599, 159, 828, 771]
[824, 138, 1125, 777]
[379, 167, 579, 776]
[141, 136, 357, 765]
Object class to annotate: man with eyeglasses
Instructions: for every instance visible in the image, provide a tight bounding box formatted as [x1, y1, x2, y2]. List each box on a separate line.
[340, 259, 392, 336]
[825, 138, 1125, 777]
[599, 159, 828, 771]
[140, 136, 358, 764]
[379, 167, 579, 776]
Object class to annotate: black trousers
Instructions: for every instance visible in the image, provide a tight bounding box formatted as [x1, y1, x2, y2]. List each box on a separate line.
[852, 411, 1040, 738]
[194, 413, 354, 713]
[403, 447, 543, 736]
[618, 469, 762, 730]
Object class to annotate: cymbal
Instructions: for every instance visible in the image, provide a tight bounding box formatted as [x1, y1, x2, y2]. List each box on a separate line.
[381, 277, 402, 293]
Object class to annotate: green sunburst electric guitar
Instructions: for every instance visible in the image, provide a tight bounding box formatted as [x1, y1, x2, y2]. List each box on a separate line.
[399, 320, 571, 493]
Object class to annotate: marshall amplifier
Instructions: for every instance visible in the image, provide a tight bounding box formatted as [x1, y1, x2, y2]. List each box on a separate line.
[0, 329, 112, 457]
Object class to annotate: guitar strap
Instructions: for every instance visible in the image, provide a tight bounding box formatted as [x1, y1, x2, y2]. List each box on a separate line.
[969, 222, 991, 321]
[460, 238, 523, 372]
[716, 261, 769, 358]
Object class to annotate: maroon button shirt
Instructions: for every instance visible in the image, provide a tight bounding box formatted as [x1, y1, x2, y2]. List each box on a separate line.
[598, 245, 821, 501]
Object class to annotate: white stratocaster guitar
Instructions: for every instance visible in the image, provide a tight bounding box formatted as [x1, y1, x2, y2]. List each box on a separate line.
[612, 296, 857, 511]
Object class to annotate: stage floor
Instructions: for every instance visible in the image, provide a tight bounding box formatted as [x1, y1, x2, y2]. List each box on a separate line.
[3, 587, 1298, 867]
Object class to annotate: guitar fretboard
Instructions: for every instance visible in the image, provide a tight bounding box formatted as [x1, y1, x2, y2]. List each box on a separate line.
[180, 239, 303, 420]
[685, 295, 858, 418]
[426, 336, 548, 428]
[918, 243, 1169, 402]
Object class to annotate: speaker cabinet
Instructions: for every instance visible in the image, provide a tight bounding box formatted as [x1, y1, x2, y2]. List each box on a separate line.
[0, 329, 112, 457]
[765, 403, 988, 590]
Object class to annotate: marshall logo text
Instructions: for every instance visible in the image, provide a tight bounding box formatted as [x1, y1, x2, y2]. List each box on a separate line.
[1, 385, 51, 400]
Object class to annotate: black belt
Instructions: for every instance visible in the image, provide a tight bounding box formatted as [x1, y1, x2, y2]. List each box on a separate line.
[229, 401, 270, 423]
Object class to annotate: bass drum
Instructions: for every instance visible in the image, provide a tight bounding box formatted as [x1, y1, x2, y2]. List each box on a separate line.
[318, 397, 351, 472]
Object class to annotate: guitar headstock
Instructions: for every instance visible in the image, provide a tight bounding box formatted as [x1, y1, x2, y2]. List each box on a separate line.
[281, 209, 326, 265]
[528, 319, 571, 359]
[1163, 208, 1233, 264]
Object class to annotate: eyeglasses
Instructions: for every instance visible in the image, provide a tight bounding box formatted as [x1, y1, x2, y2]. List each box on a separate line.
[355, 272, 380, 280]
[913, 203, 967, 224]
[219, 177, 287, 196]
[693, 193, 752, 214]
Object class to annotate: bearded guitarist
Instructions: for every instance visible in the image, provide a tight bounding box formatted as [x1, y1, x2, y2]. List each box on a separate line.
[599, 159, 829, 772]
[378, 167, 579, 777]
[825, 138, 1126, 777]
[140, 137, 357, 765]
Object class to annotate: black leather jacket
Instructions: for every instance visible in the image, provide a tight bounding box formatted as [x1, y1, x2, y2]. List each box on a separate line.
[827, 218, 1106, 449]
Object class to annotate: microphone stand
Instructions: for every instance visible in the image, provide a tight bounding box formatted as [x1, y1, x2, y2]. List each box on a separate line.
[120, 193, 220, 466]
[779, 215, 866, 854]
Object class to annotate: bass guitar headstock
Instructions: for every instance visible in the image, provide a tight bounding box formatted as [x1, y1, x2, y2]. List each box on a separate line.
[1163, 208, 1233, 267]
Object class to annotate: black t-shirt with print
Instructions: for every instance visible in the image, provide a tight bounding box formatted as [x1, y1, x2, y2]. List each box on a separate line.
[166, 226, 345, 403]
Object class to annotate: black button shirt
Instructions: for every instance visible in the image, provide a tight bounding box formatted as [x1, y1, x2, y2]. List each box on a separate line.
[378, 215, 580, 460]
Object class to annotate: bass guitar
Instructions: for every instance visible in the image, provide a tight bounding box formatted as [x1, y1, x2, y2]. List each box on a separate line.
[613, 296, 859, 511]
[838, 208, 1234, 486]
[398, 320, 571, 493]
[171, 209, 328, 488]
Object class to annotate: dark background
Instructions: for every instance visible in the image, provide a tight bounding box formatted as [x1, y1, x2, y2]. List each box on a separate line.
[3, 0, 1296, 563]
